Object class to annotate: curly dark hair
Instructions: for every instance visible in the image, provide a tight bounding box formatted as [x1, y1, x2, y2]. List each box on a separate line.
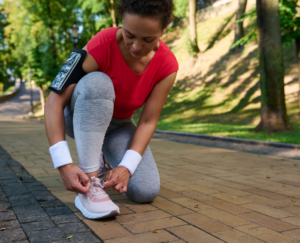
[117, 0, 173, 29]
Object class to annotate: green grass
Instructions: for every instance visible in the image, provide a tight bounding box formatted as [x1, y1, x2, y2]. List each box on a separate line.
[155, 121, 300, 145]
[0, 82, 15, 96]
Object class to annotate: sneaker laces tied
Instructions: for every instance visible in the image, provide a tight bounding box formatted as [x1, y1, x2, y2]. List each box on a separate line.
[90, 183, 108, 200]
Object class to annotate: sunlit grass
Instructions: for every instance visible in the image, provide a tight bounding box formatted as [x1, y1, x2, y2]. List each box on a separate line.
[155, 121, 300, 145]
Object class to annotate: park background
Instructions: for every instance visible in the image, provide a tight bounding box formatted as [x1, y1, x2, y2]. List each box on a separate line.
[1, 0, 300, 144]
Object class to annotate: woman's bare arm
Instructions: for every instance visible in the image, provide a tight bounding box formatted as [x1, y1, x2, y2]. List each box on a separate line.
[130, 72, 177, 154]
[103, 72, 177, 193]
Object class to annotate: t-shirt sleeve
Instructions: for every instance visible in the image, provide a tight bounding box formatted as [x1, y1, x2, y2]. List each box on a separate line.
[158, 48, 179, 81]
[87, 29, 110, 72]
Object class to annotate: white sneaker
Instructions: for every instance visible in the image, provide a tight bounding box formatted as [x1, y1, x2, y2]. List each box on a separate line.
[75, 176, 119, 219]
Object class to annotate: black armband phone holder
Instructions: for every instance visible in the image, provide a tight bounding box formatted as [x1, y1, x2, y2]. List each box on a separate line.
[48, 49, 87, 94]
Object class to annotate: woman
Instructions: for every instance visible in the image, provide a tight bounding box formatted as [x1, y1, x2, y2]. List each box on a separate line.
[45, 0, 178, 219]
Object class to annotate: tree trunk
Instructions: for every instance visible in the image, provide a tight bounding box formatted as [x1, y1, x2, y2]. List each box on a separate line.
[255, 0, 291, 132]
[189, 0, 200, 55]
[38, 85, 45, 115]
[295, 37, 300, 111]
[109, 0, 117, 27]
[233, 0, 247, 50]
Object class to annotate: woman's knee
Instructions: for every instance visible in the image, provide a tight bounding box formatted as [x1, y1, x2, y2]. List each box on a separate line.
[126, 180, 160, 203]
[76, 72, 115, 102]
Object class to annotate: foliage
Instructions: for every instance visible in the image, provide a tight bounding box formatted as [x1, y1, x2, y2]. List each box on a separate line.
[0, 4, 10, 87]
[173, 0, 188, 18]
[1, 0, 116, 91]
[231, 0, 300, 49]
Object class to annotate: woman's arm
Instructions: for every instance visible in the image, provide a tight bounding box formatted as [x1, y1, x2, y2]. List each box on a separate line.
[130, 71, 177, 154]
[103, 71, 177, 193]
[44, 46, 99, 193]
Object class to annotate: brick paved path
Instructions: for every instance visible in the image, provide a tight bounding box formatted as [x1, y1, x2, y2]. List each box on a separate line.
[0, 119, 300, 242]
[0, 81, 39, 118]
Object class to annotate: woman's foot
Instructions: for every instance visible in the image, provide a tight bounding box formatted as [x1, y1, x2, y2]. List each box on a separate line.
[75, 176, 119, 219]
[97, 152, 112, 184]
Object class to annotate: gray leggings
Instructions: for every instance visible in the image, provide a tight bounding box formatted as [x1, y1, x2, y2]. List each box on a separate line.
[63, 72, 160, 203]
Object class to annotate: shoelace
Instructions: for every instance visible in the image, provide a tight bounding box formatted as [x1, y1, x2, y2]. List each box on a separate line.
[90, 182, 108, 200]
[98, 155, 112, 184]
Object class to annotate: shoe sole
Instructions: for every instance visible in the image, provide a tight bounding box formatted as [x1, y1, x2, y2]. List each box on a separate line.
[75, 196, 120, 219]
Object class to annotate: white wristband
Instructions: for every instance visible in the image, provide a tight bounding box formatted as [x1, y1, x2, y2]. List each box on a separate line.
[118, 150, 142, 175]
[49, 141, 73, 169]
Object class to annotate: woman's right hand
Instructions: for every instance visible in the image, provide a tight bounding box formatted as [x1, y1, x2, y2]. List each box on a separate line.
[58, 164, 90, 194]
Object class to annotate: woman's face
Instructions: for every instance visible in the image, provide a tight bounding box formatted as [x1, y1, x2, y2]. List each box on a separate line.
[122, 13, 164, 59]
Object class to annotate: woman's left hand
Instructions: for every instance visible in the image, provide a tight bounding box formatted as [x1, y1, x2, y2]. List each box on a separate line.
[103, 166, 130, 193]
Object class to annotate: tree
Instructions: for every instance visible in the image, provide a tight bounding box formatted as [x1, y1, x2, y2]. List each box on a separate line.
[79, 0, 119, 30]
[255, 0, 291, 132]
[188, 0, 200, 55]
[233, 0, 247, 51]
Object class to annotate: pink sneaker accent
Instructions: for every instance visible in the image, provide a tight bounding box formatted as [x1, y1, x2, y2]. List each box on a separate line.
[97, 152, 112, 184]
[75, 176, 119, 219]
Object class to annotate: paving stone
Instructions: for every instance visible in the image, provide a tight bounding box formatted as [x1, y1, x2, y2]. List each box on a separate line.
[242, 194, 291, 208]
[117, 199, 157, 213]
[68, 232, 101, 243]
[213, 229, 264, 243]
[179, 190, 216, 202]
[123, 217, 186, 234]
[119, 206, 134, 215]
[21, 218, 55, 233]
[245, 188, 290, 200]
[13, 204, 49, 223]
[0, 178, 21, 186]
[83, 218, 132, 240]
[158, 187, 186, 199]
[2, 184, 30, 197]
[239, 212, 299, 232]
[0, 201, 10, 211]
[27, 227, 66, 243]
[0, 228, 27, 243]
[32, 190, 57, 201]
[44, 206, 73, 216]
[26, 185, 48, 193]
[211, 193, 250, 204]
[282, 206, 300, 216]
[242, 202, 294, 219]
[236, 223, 299, 243]
[20, 176, 37, 184]
[199, 208, 251, 227]
[104, 230, 178, 243]
[58, 222, 90, 234]
[51, 214, 81, 224]
[283, 229, 300, 240]
[0, 171, 18, 179]
[40, 200, 65, 208]
[150, 198, 194, 216]
[170, 197, 213, 212]
[0, 210, 16, 220]
[281, 217, 300, 227]
[179, 213, 231, 233]
[167, 225, 223, 243]
[205, 199, 253, 215]
[116, 210, 171, 224]
[0, 219, 21, 229]
[9, 194, 38, 207]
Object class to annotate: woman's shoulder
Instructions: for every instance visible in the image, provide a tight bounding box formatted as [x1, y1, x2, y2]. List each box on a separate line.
[91, 27, 119, 43]
[156, 40, 178, 67]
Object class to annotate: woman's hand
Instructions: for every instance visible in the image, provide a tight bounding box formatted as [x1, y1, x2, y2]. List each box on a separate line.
[103, 166, 130, 193]
[58, 164, 90, 194]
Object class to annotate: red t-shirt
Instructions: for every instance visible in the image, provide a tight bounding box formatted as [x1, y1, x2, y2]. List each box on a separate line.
[87, 27, 179, 119]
